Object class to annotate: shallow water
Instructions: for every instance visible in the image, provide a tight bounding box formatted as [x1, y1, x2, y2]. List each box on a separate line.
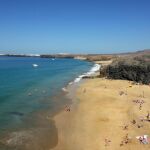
[0, 56, 93, 150]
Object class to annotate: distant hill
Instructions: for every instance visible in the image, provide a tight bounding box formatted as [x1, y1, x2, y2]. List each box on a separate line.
[1, 49, 150, 62]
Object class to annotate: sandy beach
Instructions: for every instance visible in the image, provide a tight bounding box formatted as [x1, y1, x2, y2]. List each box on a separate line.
[52, 78, 150, 150]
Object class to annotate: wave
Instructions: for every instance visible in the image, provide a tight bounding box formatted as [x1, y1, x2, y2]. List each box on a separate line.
[62, 87, 68, 92]
[61, 63, 100, 92]
[74, 64, 101, 83]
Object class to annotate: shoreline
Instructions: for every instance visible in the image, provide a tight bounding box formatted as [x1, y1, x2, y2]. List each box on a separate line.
[51, 77, 150, 150]
[49, 62, 101, 150]
[0, 58, 98, 150]
[49, 60, 108, 150]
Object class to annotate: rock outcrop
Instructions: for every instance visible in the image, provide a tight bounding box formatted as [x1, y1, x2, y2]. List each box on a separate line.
[105, 54, 150, 84]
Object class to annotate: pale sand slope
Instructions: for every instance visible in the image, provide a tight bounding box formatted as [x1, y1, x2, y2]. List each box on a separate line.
[52, 78, 150, 150]
[94, 60, 112, 66]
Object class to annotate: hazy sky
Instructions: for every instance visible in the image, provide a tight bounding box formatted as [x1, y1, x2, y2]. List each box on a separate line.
[0, 0, 150, 54]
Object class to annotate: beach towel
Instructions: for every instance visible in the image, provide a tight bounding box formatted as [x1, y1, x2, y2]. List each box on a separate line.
[136, 135, 149, 144]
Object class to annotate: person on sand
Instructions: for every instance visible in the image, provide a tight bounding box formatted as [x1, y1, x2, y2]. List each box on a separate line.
[104, 139, 111, 147]
[131, 119, 136, 125]
[137, 135, 149, 144]
[83, 88, 86, 93]
[137, 124, 143, 128]
[122, 125, 128, 130]
[146, 111, 150, 121]
[120, 134, 131, 146]
[65, 105, 71, 112]
[139, 104, 142, 110]
[67, 107, 70, 112]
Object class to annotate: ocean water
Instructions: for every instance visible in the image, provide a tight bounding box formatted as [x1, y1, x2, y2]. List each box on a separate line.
[0, 56, 93, 150]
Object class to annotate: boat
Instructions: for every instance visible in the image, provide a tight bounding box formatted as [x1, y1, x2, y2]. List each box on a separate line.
[32, 64, 39, 67]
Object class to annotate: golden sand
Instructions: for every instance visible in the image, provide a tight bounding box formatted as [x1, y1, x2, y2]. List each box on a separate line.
[94, 60, 112, 66]
[52, 78, 150, 150]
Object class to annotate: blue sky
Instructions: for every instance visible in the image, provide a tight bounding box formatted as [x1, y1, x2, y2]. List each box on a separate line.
[0, 0, 150, 54]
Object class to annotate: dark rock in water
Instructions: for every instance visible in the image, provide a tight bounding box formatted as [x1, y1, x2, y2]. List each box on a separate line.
[9, 112, 24, 116]
[82, 76, 97, 79]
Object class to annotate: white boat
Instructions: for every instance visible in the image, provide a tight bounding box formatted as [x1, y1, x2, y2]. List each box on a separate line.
[52, 58, 55, 61]
[32, 64, 39, 67]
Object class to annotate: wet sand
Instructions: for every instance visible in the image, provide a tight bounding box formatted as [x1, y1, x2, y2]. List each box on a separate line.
[0, 90, 71, 150]
[52, 78, 150, 150]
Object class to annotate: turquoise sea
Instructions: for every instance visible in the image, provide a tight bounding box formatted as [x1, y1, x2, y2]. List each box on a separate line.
[0, 56, 93, 150]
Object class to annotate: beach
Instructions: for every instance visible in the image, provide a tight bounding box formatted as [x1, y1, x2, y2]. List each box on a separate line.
[52, 78, 150, 150]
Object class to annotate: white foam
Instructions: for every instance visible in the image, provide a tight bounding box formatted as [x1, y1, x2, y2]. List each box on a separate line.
[86, 64, 100, 75]
[73, 64, 101, 83]
[62, 87, 68, 92]
[74, 77, 81, 83]
[69, 82, 73, 85]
